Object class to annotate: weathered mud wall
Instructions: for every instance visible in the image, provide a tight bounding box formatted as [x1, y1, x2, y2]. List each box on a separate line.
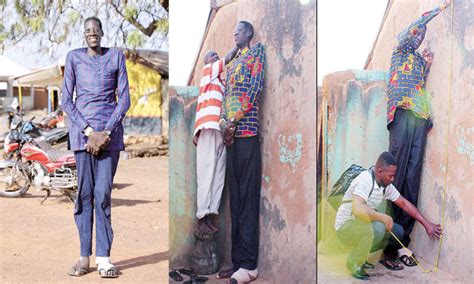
[321, 0, 473, 281]
[367, 1, 473, 281]
[320, 70, 390, 251]
[171, 0, 316, 282]
[169, 86, 234, 275]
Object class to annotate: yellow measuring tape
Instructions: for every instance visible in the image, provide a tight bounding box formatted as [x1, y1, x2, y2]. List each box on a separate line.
[389, 2, 454, 274]
[389, 231, 437, 273]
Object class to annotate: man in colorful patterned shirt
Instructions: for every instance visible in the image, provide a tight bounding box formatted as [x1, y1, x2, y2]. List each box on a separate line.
[62, 16, 130, 278]
[216, 20, 265, 283]
[384, 0, 450, 268]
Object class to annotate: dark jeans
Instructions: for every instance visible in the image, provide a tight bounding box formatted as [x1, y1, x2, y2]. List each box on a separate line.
[74, 150, 120, 257]
[226, 136, 261, 271]
[337, 219, 404, 270]
[386, 108, 429, 254]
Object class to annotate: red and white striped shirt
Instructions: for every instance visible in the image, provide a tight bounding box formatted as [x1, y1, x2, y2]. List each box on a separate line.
[193, 58, 225, 145]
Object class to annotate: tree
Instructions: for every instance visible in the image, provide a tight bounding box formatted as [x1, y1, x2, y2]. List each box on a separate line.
[0, 0, 168, 58]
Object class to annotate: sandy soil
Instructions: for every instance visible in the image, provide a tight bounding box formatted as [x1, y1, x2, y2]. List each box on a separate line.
[0, 155, 169, 283]
[317, 251, 462, 283]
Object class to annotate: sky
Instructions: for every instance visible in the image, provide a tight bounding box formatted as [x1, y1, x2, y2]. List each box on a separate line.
[2, 0, 385, 86]
[2, 2, 168, 71]
[169, 0, 210, 86]
[318, 0, 388, 85]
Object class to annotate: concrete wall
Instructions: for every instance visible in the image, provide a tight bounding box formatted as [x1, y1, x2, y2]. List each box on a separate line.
[365, 0, 473, 281]
[169, 86, 234, 271]
[321, 0, 473, 280]
[161, 79, 169, 139]
[171, 0, 316, 281]
[320, 70, 390, 249]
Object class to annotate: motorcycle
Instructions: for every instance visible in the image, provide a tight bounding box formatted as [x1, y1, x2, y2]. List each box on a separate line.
[0, 121, 77, 203]
[2, 114, 69, 153]
[38, 109, 65, 129]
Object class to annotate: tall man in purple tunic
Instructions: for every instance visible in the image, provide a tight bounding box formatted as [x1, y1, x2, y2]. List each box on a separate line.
[62, 16, 130, 278]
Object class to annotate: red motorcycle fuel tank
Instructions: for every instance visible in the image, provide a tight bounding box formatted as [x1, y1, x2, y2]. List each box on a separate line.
[20, 143, 49, 165]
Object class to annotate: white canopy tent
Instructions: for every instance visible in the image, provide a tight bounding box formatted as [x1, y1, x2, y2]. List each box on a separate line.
[0, 55, 31, 108]
[10, 60, 65, 113]
[0, 55, 30, 81]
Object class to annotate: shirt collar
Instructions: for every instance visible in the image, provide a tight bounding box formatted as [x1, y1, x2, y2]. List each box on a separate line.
[239, 47, 250, 56]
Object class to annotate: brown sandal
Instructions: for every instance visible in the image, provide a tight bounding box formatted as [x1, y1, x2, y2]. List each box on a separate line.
[68, 261, 90, 277]
[379, 257, 404, 271]
[217, 267, 235, 279]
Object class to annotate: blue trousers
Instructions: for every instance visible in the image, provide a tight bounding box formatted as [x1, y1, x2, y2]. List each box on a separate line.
[337, 219, 404, 270]
[74, 150, 120, 257]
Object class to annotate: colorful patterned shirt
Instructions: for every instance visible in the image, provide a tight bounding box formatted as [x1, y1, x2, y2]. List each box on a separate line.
[224, 43, 265, 137]
[61, 48, 131, 151]
[193, 58, 226, 145]
[387, 4, 447, 127]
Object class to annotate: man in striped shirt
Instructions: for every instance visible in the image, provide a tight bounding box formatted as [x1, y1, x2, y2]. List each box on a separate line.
[193, 47, 238, 233]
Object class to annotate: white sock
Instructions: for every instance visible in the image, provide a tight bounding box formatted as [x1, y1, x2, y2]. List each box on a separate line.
[241, 268, 258, 277]
[95, 256, 111, 266]
[398, 247, 413, 258]
[231, 268, 258, 283]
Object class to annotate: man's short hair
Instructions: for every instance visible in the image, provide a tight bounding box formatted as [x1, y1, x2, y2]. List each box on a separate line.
[84, 16, 103, 31]
[239, 20, 254, 41]
[376, 151, 397, 169]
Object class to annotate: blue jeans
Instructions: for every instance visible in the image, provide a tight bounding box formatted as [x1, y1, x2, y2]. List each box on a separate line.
[336, 219, 404, 270]
[74, 150, 120, 257]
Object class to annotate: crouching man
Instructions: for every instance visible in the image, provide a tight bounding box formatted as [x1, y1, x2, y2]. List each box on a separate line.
[334, 152, 442, 280]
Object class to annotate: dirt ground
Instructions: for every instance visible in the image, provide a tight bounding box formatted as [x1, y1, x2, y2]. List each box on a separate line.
[0, 155, 169, 283]
[317, 251, 463, 283]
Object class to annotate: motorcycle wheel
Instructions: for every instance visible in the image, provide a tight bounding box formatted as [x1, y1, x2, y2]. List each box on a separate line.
[0, 162, 31, 197]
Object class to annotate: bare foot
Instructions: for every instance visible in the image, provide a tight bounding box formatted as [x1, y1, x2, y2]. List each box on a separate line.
[206, 215, 219, 232]
[198, 218, 213, 233]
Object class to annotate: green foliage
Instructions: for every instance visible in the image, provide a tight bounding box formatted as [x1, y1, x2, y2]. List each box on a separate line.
[0, 32, 7, 44]
[9, 22, 23, 38]
[0, 20, 4, 44]
[28, 16, 44, 32]
[127, 30, 145, 49]
[68, 10, 80, 24]
[2, 0, 168, 56]
[123, 5, 138, 21]
[155, 19, 168, 33]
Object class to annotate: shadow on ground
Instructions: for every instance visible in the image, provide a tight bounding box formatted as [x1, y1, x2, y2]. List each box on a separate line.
[116, 251, 169, 271]
[111, 197, 161, 207]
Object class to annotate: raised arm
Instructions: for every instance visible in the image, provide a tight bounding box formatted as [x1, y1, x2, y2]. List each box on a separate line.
[396, 0, 451, 50]
[224, 46, 239, 65]
[61, 52, 89, 131]
[394, 195, 443, 239]
[104, 50, 131, 132]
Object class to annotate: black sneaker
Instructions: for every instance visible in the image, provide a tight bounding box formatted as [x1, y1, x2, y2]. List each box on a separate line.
[351, 267, 370, 280]
[362, 260, 375, 269]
